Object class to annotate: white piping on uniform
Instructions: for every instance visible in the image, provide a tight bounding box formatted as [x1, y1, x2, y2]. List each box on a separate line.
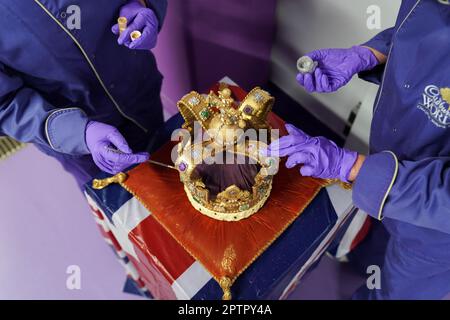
[373, 0, 422, 114]
[369, 1, 420, 219]
[33, 0, 148, 133]
[377, 151, 399, 221]
[44, 107, 86, 150]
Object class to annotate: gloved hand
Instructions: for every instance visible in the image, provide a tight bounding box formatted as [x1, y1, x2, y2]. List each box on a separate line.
[268, 124, 358, 183]
[85, 121, 149, 174]
[112, 0, 159, 50]
[297, 46, 379, 93]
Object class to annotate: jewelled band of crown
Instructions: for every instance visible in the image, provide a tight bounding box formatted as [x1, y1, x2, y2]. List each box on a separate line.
[176, 140, 279, 178]
[175, 138, 279, 221]
[239, 88, 274, 125]
[177, 91, 208, 131]
[177, 87, 274, 132]
[184, 183, 273, 222]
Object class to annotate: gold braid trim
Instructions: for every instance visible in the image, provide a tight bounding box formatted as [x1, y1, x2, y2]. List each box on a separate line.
[323, 179, 353, 190]
[184, 182, 273, 222]
[92, 173, 128, 190]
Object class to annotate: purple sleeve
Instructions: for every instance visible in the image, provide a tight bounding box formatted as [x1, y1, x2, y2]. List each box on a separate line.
[0, 64, 90, 156]
[353, 151, 450, 234]
[362, 27, 395, 56]
[45, 108, 90, 155]
[358, 27, 395, 85]
[144, 0, 167, 30]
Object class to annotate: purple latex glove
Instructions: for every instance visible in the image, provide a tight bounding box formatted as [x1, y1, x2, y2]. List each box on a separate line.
[268, 124, 358, 183]
[297, 46, 379, 93]
[85, 121, 149, 174]
[111, 0, 159, 50]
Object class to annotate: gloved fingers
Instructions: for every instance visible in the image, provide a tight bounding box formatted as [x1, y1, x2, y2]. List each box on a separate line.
[105, 149, 149, 164]
[129, 25, 157, 50]
[296, 73, 305, 87]
[100, 149, 149, 173]
[303, 73, 316, 93]
[273, 143, 307, 158]
[111, 152, 150, 172]
[93, 156, 115, 174]
[320, 72, 331, 92]
[267, 124, 308, 153]
[258, 145, 270, 158]
[285, 124, 309, 140]
[111, 24, 120, 35]
[327, 73, 346, 92]
[306, 50, 324, 61]
[268, 136, 310, 157]
[119, 9, 151, 46]
[268, 135, 297, 153]
[118, 17, 145, 46]
[286, 152, 311, 169]
[314, 68, 331, 93]
[130, 152, 150, 163]
[300, 164, 315, 177]
[118, 27, 134, 46]
[314, 68, 324, 92]
[98, 145, 123, 166]
[330, 78, 346, 92]
[107, 130, 133, 154]
[114, 12, 139, 42]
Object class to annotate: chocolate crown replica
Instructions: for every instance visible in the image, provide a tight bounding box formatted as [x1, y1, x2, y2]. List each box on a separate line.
[89, 84, 340, 300]
[175, 87, 279, 221]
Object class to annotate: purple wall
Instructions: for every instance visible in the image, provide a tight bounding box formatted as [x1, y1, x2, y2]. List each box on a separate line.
[153, 0, 278, 116]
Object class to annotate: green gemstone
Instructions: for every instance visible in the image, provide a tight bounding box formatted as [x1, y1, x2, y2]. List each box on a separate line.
[200, 109, 210, 119]
[239, 204, 250, 211]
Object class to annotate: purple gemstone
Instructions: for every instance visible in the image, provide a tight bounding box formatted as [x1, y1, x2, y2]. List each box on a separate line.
[243, 105, 253, 115]
[179, 162, 188, 172]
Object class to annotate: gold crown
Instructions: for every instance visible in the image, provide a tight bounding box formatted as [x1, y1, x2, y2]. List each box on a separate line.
[175, 86, 279, 221]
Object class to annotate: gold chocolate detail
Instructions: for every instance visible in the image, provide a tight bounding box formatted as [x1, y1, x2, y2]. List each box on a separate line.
[219, 276, 233, 300]
[177, 139, 278, 221]
[92, 172, 128, 190]
[176, 86, 278, 221]
[130, 30, 142, 41]
[118, 17, 127, 35]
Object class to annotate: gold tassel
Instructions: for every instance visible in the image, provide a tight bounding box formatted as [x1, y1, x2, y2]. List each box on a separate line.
[339, 182, 353, 190]
[219, 277, 233, 300]
[92, 172, 128, 190]
[323, 179, 353, 190]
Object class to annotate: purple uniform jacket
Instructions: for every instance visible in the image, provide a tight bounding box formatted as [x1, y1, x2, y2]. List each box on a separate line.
[354, 0, 450, 261]
[0, 0, 167, 157]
